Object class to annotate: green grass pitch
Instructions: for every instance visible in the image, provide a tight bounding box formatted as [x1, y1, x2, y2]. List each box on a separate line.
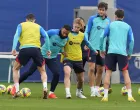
[0, 83, 140, 110]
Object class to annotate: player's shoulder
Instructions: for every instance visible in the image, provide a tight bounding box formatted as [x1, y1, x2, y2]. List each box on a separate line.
[89, 14, 98, 20]
[105, 17, 111, 22]
[79, 31, 84, 35]
[48, 29, 59, 33]
[111, 21, 130, 27]
[47, 29, 59, 35]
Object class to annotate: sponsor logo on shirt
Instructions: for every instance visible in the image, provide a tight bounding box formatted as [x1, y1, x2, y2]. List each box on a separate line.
[69, 41, 80, 45]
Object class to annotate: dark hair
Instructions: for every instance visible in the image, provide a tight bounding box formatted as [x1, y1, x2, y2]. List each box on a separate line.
[26, 13, 35, 20]
[98, 2, 108, 10]
[63, 25, 71, 31]
[115, 9, 124, 18]
[78, 17, 85, 23]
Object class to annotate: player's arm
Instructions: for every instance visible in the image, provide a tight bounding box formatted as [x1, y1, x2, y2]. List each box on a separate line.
[127, 26, 134, 57]
[100, 24, 110, 51]
[83, 35, 97, 53]
[12, 24, 22, 50]
[102, 19, 111, 51]
[84, 16, 94, 39]
[12, 24, 22, 55]
[59, 38, 69, 56]
[40, 27, 51, 56]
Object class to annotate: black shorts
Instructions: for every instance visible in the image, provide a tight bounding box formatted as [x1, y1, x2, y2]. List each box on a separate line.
[16, 47, 45, 67]
[105, 53, 128, 71]
[63, 60, 84, 73]
[88, 50, 104, 66]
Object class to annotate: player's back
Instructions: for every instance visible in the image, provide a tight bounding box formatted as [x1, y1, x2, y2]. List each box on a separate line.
[19, 22, 41, 48]
[108, 20, 131, 56]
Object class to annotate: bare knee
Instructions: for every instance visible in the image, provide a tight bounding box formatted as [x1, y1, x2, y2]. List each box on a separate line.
[89, 68, 95, 73]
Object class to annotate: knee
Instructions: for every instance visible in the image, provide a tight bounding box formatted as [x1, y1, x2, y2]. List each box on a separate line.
[89, 68, 95, 73]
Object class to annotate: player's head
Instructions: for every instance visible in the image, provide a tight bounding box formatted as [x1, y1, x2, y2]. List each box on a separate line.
[60, 25, 71, 38]
[98, 2, 108, 17]
[73, 18, 83, 33]
[77, 17, 85, 32]
[26, 13, 35, 22]
[115, 9, 124, 20]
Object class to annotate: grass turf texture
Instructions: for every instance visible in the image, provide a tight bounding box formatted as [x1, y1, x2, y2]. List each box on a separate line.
[0, 83, 140, 110]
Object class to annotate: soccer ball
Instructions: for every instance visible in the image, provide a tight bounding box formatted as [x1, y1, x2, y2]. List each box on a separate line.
[121, 86, 128, 96]
[6, 85, 13, 95]
[20, 88, 31, 97]
[0, 84, 6, 94]
[99, 87, 104, 96]
[138, 88, 140, 95]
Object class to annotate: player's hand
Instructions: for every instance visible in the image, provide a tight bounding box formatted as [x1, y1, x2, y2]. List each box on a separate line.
[100, 51, 106, 58]
[84, 45, 89, 50]
[62, 52, 67, 57]
[95, 51, 98, 55]
[127, 55, 131, 60]
[11, 50, 17, 56]
[46, 51, 51, 58]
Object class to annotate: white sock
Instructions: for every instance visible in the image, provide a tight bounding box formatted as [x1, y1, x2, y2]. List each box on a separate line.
[77, 88, 82, 93]
[49, 91, 54, 95]
[104, 89, 108, 98]
[43, 82, 47, 91]
[65, 88, 70, 94]
[14, 83, 19, 93]
[128, 89, 132, 97]
[95, 86, 99, 91]
[90, 86, 95, 92]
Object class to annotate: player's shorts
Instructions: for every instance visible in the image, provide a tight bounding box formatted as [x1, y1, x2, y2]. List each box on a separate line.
[63, 60, 85, 73]
[105, 53, 128, 71]
[16, 47, 45, 67]
[82, 56, 89, 67]
[88, 50, 104, 66]
[45, 58, 60, 75]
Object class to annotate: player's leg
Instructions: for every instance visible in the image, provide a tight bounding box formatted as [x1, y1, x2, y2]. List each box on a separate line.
[81, 56, 88, 93]
[32, 48, 48, 99]
[73, 61, 86, 98]
[88, 53, 96, 97]
[95, 53, 105, 97]
[63, 60, 72, 99]
[46, 58, 60, 98]
[19, 62, 37, 84]
[12, 61, 22, 97]
[12, 48, 31, 98]
[118, 55, 136, 102]
[101, 54, 116, 102]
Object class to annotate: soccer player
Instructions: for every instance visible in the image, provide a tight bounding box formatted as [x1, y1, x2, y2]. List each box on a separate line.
[11, 14, 50, 99]
[19, 25, 71, 98]
[85, 2, 110, 97]
[100, 9, 136, 102]
[63, 18, 97, 99]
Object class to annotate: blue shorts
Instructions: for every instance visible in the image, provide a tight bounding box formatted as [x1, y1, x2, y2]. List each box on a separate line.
[105, 53, 128, 71]
[88, 50, 104, 66]
[16, 47, 45, 67]
[63, 60, 84, 73]
[45, 58, 60, 75]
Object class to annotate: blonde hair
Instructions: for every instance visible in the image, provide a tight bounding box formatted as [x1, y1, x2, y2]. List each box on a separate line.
[73, 18, 85, 30]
